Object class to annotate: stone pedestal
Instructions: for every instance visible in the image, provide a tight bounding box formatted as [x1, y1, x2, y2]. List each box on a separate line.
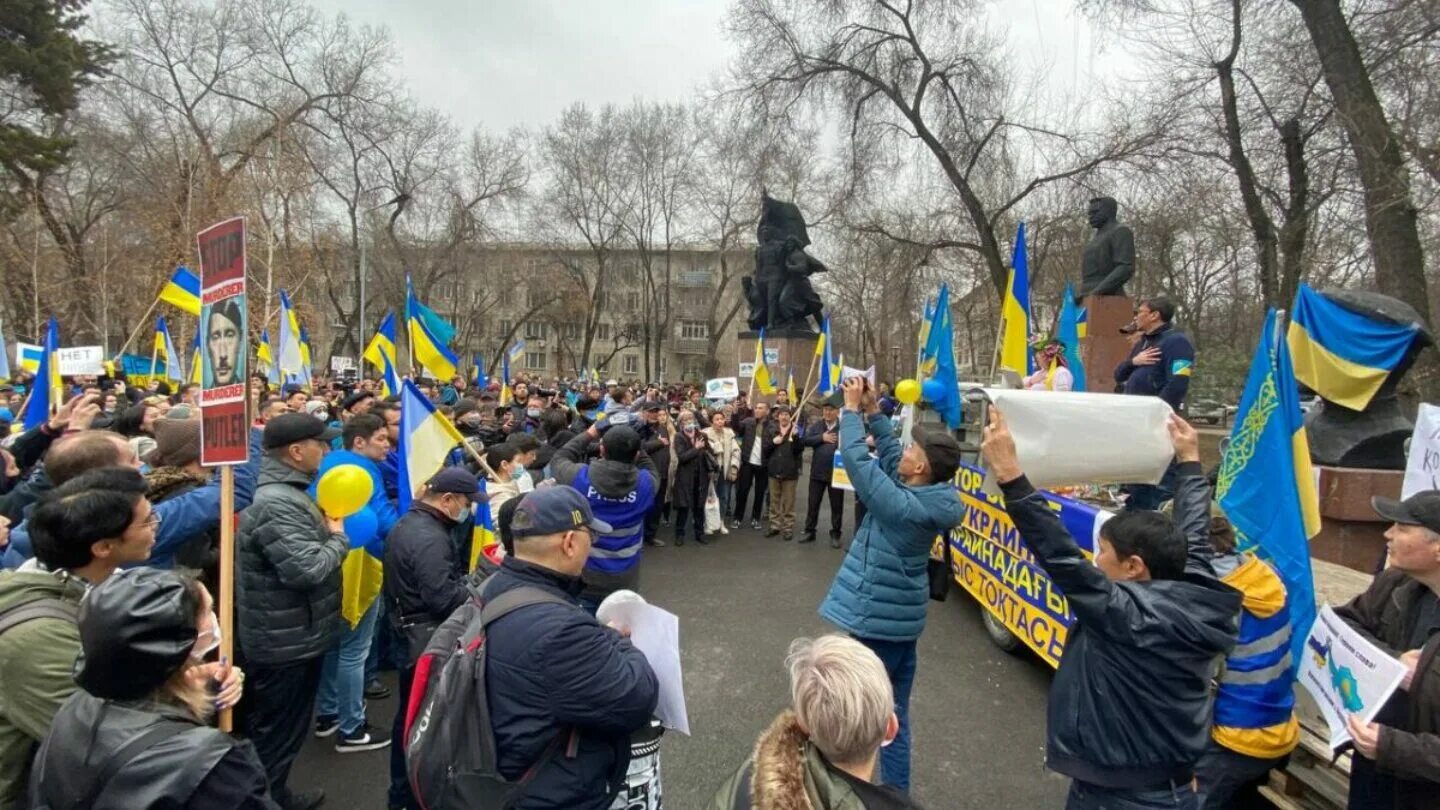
[1312, 465, 1401, 573]
[737, 328, 820, 404]
[1081, 295, 1135, 393]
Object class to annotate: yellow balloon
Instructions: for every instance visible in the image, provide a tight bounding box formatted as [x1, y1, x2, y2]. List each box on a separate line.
[895, 378, 921, 405]
[316, 464, 374, 519]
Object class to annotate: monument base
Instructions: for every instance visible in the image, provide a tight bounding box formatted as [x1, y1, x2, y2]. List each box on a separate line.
[1081, 295, 1134, 393]
[738, 328, 821, 405]
[1312, 465, 1400, 573]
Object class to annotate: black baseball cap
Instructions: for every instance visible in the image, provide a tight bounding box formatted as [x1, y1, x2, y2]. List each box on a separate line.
[1372, 492, 1440, 535]
[262, 412, 340, 449]
[511, 487, 613, 539]
[639, 399, 664, 412]
[342, 390, 374, 411]
[913, 427, 963, 483]
[426, 467, 489, 502]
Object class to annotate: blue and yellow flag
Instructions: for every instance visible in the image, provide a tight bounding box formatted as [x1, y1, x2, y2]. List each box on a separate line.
[189, 332, 203, 385]
[255, 329, 280, 386]
[22, 318, 58, 430]
[920, 283, 961, 428]
[817, 316, 837, 396]
[500, 350, 513, 405]
[364, 312, 397, 371]
[277, 289, 309, 389]
[398, 378, 466, 511]
[406, 276, 458, 380]
[999, 223, 1032, 375]
[1057, 282, 1088, 392]
[1219, 308, 1322, 665]
[787, 366, 798, 403]
[158, 266, 201, 316]
[1287, 284, 1420, 411]
[473, 354, 488, 391]
[379, 349, 400, 400]
[154, 316, 184, 383]
[299, 326, 314, 382]
[469, 478, 500, 572]
[753, 329, 776, 395]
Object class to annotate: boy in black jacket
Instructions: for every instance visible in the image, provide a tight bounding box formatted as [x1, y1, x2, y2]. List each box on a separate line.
[981, 409, 1240, 810]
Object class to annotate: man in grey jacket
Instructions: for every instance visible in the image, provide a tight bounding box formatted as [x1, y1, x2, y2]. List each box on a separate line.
[237, 412, 345, 810]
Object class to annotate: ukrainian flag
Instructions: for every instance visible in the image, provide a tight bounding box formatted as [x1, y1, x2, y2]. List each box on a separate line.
[21, 318, 58, 430]
[189, 333, 202, 385]
[256, 329, 280, 385]
[473, 354, 488, 391]
[817, 316, 836, 396]
[16, 342, 42, 374]
[1287, 284, 1420, 411]
[1219, 308, 1323, 663]
[363, 312, 396, 370]
[406, 276, 458, 381]
[379, 349, 400, 400]
[469, 479, 500, 571]
[398, 378, 466, 511]
[999, 223, 1033, 376]
[1058, 282, 1088, 391]
[500, 350, 513, 406]
[299, 326, 314, 383]
[831, 353, 843, 390]
[277, 290, 308, 388]
[154, 317, 184, 382]
[316, 453, 387, 628]
[159, 267, 201, 316]
[787, 366, 798, 404]
[920, 283, 961, 428]
[753, 329, 776, 395]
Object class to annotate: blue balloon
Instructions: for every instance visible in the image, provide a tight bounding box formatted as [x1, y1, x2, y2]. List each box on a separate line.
[343, 506, 379, 548]
[921, 377, 948, 403]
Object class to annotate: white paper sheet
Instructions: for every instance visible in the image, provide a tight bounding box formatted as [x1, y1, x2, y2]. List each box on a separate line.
[1298, 605, 1408, 749]
[603, 601, 690, 735]
[1401, 403, 1440, 498]
[979, 388, 1175, 494]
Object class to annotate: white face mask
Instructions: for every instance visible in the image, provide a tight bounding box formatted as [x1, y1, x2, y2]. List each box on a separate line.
[192, 611, 221, 661]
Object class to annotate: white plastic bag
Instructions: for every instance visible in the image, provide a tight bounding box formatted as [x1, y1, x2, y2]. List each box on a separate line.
[703, 482, 722, 533]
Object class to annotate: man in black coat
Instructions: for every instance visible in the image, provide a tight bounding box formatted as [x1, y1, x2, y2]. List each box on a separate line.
[981, 409, 1239, 810]
[800, 399, 846, 548]
[731, 401, 771, 530]
[382, 467, 487, 810]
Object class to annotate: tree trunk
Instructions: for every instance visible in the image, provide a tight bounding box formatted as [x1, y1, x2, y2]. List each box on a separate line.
[1289, 0, 1430, 324]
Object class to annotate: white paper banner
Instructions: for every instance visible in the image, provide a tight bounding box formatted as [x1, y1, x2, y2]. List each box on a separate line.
[56, 346, 104, 376]
[705, 377, 739, 400]
[1298, 605, 1407, 749]
[980, 388, 1174, 494]
[1402, 403, 1440, 498]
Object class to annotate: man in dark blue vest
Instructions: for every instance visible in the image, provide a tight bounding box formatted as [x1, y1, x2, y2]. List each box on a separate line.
[549, 424, 658, 614]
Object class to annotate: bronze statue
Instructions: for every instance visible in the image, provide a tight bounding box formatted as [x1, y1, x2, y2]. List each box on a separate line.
[745, 193, 826, 333]
[1076, 196, 1136, 303]
[1305, 289, 1432, 469]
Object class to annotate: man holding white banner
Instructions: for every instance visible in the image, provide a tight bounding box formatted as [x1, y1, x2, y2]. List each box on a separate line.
[1335, 491, 1440, 810]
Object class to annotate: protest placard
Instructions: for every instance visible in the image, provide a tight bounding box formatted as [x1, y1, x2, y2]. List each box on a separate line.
[1402, 403, 1440, 498]
[330, 355, 357, 374]
[705, 377, 739, 400]
[197, 217, 249, 466]
[738, 362, 755, 379]
[56, 346, 104, 376]
[1298, 605, 1408, 749]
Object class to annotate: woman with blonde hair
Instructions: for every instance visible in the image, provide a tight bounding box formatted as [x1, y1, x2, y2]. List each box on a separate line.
[29, 568, 267, 809]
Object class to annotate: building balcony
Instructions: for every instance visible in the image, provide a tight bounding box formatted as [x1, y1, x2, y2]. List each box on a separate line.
[673, 336, 710, 355]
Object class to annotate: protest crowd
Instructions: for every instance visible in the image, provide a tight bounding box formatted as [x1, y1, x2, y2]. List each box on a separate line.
[0, 274, 1431, 810]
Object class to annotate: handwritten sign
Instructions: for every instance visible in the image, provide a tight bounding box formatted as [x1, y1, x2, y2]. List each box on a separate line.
[56, 346, 104, 376]
[1402, 403, 1440, 498]
[1298, 605, 1407, 749]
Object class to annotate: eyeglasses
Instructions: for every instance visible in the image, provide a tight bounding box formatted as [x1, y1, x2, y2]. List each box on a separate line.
[140, 512, 162, 529]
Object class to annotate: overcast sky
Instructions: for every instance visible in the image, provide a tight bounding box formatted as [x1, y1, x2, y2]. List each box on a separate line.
[306, 0, 1120, 134]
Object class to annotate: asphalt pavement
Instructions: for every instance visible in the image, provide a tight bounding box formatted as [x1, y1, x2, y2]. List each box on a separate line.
[291, 520, 1070, 809]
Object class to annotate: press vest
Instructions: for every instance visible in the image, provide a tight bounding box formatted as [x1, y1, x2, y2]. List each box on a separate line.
[1212, 553, 1300, 759]
[572, 465, 654, 577]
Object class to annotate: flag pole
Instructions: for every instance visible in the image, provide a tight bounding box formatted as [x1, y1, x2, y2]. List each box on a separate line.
[113, 297, 162, 361]
[148, 327, 160, 389]
[798, 349, 820, 416]
[217, 464, 235, 732]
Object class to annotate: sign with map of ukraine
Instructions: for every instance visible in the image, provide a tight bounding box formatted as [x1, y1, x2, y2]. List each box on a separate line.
[1298, 605, 1408, 749]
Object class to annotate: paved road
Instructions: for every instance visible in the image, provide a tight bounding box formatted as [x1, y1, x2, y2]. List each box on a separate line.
[291, 522, 1070, 809]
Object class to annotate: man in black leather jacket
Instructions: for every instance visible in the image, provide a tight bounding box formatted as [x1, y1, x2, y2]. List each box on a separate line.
[981, 409, 1240, 810]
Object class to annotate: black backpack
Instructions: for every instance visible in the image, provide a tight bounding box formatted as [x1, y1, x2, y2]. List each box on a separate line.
[402, 579, 575, 810]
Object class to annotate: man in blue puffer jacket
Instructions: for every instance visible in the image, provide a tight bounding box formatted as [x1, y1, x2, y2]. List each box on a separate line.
[818, 377, 965, 792]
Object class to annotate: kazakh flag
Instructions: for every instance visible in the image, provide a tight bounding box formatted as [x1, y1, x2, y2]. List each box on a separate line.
[753, 329, 776, 395]
[1219, 308, 1322, 665]
[1287, 284, 1420, 411]
[154, 316, 184, 383]
[363, 312, 397, 371]
[158, 266, 201, 316]
[999, 222, 1033, 376]
[406, 276, 458, 380]
[398, 378, 466, 511]
[817, 316, 837, 396]
[919, 283, 961, 429]
[469, 478, 501, 571]
[1057, 282, 1088, 392]
[22, 317, 58, 430]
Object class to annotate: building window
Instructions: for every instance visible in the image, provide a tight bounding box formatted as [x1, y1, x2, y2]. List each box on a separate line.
[497, 319, 513, 338]
[593, 354, 609, 372]
[679, 320, 708, 339]
[525, 352, 547, 370]
[596, 322, 611, 341]
[523, 321, 547, 340]
[626, 291, 642, 310]
[561, 322, 582, 340]
[498, 289, 515, 306]
[622, 355, 639, 375]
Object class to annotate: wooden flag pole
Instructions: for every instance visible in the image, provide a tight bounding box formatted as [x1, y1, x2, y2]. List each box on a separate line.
[112, 296, 164, 361]
[797, 350, 821, 418]
[217, 465, 236, 733]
